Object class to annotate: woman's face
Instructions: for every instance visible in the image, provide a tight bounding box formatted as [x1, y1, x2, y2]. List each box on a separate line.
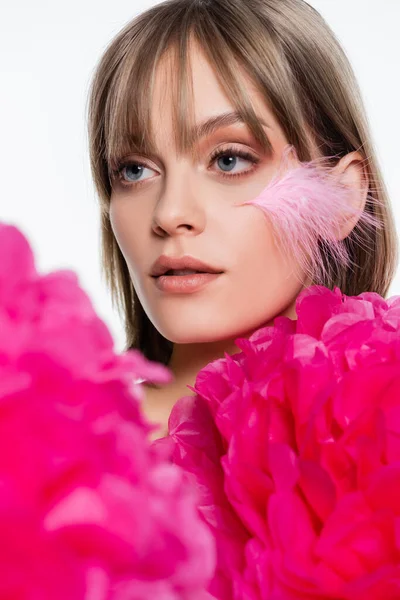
[109, 41, 311, 345]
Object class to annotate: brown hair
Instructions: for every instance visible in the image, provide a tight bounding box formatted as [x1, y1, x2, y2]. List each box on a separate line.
[86, 0, 398, 366]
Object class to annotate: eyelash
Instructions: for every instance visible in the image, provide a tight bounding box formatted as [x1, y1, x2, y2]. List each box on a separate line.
[110, 144, 260, 190]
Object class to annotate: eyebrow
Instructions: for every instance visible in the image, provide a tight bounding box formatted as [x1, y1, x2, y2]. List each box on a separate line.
[113, 111, 271, 165]
[190, 110, 270, 143]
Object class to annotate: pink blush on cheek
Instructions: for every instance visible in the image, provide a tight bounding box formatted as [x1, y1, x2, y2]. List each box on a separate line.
[235, 145, 383, 285]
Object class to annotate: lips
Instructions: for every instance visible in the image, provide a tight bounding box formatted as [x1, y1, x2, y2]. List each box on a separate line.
[150, 255, 223, 278]
[153, 271, 222, 293]
[164, 269, 206, 276]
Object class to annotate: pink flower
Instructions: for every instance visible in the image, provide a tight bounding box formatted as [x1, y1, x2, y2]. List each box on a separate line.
[0, 222, 216, 599]
[166, 284, 400, 599]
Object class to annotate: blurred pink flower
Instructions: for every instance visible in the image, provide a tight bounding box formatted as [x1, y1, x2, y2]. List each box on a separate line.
[0, 222, 216, 599]
[165, 284, 400, 599]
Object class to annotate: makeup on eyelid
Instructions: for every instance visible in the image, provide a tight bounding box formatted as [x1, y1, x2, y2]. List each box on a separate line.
[110, 147, 261, 190]
[109, 133, 265, 189]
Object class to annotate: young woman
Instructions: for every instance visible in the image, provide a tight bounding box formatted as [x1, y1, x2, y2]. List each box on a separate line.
[86, 0, 398, 441]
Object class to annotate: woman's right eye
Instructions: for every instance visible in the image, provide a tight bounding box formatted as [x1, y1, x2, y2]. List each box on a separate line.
[111, 161, 156, 189]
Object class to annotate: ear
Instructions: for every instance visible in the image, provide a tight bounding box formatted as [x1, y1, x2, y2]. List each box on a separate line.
[330, 150, 369, 241]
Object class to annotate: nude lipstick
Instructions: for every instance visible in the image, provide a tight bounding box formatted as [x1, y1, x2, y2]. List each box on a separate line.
[150, 255, 224, 294]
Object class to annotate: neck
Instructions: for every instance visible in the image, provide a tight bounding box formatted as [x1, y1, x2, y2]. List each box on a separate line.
[161, 292, 302, 396]
[168, 336, 242, 392]
[141, 335, 247, 419]
[152, 319, 272, 401]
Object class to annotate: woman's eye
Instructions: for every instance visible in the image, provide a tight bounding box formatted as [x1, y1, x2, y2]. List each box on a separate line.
[113, 162, 155, 186]
[210, 148, 259, 177]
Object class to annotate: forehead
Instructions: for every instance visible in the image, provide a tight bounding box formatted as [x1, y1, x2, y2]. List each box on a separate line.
[150, 42, 277, 143]
[107, 38, 275, 166]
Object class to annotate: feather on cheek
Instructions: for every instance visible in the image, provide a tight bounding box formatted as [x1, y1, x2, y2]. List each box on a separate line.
[236, 144, 383, 285]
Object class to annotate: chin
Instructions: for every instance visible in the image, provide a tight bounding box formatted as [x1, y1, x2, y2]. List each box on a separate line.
[156, 327, 229, 345]
[147, 294, 302, 345]
[152, 317, 265, 346]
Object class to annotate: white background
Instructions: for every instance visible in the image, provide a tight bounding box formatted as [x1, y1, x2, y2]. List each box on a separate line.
[1, 0, 399, 353]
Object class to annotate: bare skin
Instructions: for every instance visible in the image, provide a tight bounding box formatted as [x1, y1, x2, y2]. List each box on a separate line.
[109, 38, 369, 440]
[143, 337, 244, 441]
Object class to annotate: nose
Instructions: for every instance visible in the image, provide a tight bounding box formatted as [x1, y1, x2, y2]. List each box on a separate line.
[151, 172, 206, 237]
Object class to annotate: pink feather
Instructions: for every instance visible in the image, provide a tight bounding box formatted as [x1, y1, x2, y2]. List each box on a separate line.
[236, 144, 383, 285]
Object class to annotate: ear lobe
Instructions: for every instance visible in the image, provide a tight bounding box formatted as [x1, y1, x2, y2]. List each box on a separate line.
[331, 151, 369, 241]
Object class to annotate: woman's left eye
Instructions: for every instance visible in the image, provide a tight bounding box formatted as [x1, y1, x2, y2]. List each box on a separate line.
[208, 146, 260, 180]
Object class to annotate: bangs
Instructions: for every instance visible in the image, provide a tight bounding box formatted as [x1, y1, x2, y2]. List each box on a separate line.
[103, 8, 272, 177]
